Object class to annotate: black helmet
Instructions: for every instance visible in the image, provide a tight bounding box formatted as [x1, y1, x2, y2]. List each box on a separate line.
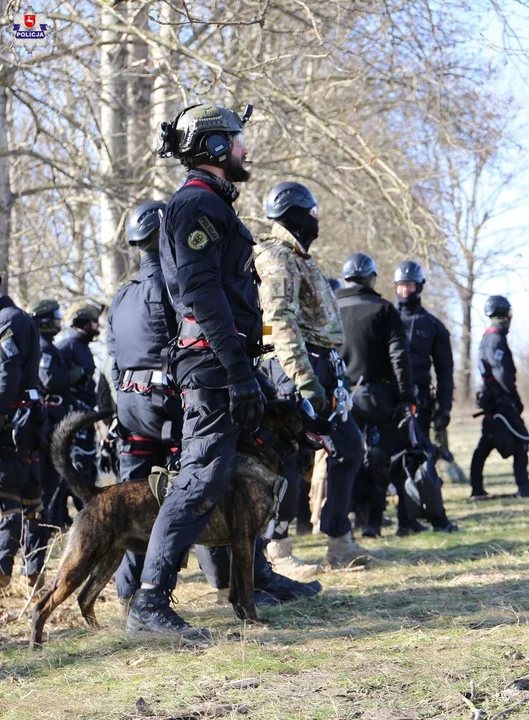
[327, 277, 343, 292]
[265, 182, 317, 219]
[394, 260, 426, 286]
[157, 103, 252, 168]
[342, 252, 378, 282]
[65, 298, 105, 327]
[484, 295, 511, 318]
[127, 201, 166, 245]
[28, 298, 62, 334]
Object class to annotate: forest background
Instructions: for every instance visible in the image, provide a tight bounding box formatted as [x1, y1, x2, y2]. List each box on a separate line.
[1, 0, 529, 403]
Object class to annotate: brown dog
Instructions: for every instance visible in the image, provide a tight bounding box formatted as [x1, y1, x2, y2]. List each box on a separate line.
[31, 401, 303, 647]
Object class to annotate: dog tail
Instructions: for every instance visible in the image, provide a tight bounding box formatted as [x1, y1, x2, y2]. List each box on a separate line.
[51, 410, 112, 504]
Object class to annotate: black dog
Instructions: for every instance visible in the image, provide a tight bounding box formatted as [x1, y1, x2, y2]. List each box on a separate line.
[31, 401, 307, 647]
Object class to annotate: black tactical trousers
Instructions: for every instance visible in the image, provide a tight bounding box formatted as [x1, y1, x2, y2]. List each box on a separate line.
[470, 413, 529, 495]
[115, 442, 169, 599]
[0, 430, 36, 577]
[141, 388, 239, 589]
[20, 451, 46, 577]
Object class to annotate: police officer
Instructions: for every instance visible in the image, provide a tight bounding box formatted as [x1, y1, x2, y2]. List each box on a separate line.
[55, 299, 103, 505]
[107, 200, 182, 609]
[126, 103, 319, 644]
[337, 253, 417, 536]
[470, 296, 529, 499]
[0, 279, 41, 588]
[394, 261, 454, 439]
[254, 182, 364, 570]
[26, 299, 70, 579]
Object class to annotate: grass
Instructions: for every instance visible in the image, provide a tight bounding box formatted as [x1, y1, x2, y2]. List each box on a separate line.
[2, 415, 529, 719]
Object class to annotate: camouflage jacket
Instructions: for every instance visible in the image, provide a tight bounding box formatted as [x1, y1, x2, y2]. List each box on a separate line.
[254, 223, 344, 386]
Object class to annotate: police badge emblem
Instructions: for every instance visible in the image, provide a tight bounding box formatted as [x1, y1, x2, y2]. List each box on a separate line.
[12, 7, 49, 54]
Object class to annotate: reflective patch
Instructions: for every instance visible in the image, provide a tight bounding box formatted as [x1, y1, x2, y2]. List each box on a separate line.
[0, 330, 19, 359]
[40, 353, 53, 369]
[197, 215, 220, 242]
[187, 230, 209, 250]
[494, 349, 504, 362]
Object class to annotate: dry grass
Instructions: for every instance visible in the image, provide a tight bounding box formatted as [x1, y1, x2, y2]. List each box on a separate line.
[2, 417, 529, 719]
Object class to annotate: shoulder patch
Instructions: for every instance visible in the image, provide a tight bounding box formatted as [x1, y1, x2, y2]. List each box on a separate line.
[40, 352, 53, 369]
[494, 349, 504, 362]
[187, 230, 209, 250]
[0, 329, 19, 359]
[197, 215, 220, 242]
[270, 278, 288, 298]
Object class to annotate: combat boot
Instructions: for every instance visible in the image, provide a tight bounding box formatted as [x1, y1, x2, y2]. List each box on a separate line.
[127, 587, 212, 648]
[432, 519, 459, 533]
[254, 557, 321, 601]
[267, 537, 323, 581]
[326, 531, 370, 567]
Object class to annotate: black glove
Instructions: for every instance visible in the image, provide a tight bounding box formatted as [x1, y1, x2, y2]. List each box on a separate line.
[255, 369, 278, 401]
[228, 376, 266, 433]
[99, 441, 114, 474]
[433, 409, 450, 431]
[298, 376, 327, 411]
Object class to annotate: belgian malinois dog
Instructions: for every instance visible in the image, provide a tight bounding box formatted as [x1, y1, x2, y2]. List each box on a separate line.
[31, 401, 304, 647]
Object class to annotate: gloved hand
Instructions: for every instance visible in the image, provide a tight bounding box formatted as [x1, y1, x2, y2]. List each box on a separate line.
[255, 369, 278, 401]
[99, 440, 114, 474]
[228, 376, 266, 433]
[433, 409, 451, 431]
[298, 376, 327, 411]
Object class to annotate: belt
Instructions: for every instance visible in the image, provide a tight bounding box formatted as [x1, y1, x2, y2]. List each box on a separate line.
[178, 317, 272, 359]
[12, 388, 40, 408]
[120, 369, 164, 387]
[305, 342, 333, 357]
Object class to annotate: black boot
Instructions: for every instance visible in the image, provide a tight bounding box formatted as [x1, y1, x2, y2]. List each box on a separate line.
[432, 518, 459, 533]
[254, 542, 321, 602]
[127, 588, 212, 647]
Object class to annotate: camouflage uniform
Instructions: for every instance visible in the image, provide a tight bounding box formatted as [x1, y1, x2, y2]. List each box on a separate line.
[255, 223, 344, 386]
[255, 223, 363, 553]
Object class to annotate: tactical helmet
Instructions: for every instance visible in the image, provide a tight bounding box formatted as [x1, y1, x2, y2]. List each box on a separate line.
[342, 252, 378, 282]
[157, 103, 252, 168]
[265, 182, 317, 219]
[394, 260, 426, 286]
[484, 295, 511, 318]
[65, 298, 105, 327]
[327, 277, 343, 292]
[127, 201, 166, 245]
[28, 298, 62, 333]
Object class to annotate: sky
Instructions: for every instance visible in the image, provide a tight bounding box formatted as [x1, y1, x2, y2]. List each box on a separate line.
[471, 4, 529, 356]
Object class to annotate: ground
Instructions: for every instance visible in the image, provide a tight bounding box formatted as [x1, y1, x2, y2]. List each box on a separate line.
[2, 415, 529, 720]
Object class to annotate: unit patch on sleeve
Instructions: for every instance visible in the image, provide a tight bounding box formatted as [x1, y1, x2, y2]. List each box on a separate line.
[40, 353, 53, 369]
[494, 349, 504, 362]
[270, 277, 288, 299]
[197, 215, 220, 242]
[187, 230, 210, 250]
[0, 329, 19, 359]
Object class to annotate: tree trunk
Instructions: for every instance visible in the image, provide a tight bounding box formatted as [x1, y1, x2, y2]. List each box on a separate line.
[151, 3, 179, 200]
[127, 1, 153, 273]
[460, 289, 473, 403]
[0, 71, 14, 295]
[100, 3, 129, 299]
